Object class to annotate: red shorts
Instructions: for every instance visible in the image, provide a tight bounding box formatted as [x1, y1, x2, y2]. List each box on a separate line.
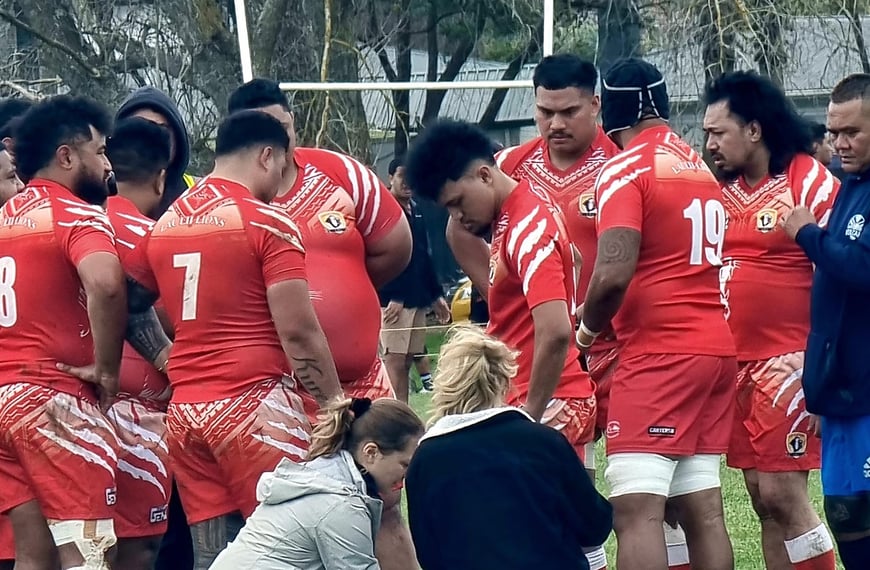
[107, 397, 171, 538]
[0, 383, 118, 520]
[166, 378, 311, 524]
[727, 352, 820, 472]
[0, 516, 11, 561]
[587, 346, 619, 432]
[605, 354, 737, 456]
[540, 396, 597, 461]
[300, 358, 396, 425]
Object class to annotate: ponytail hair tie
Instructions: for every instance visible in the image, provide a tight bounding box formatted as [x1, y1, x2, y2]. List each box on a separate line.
[349, 397, 372, 419]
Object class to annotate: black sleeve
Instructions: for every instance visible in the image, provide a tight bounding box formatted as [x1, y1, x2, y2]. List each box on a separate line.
[405, 451, 441, 570]
[423, 253, 443, 302]
[554, 434, 613, 547]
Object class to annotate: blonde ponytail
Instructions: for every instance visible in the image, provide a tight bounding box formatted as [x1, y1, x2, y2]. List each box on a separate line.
[429, 326, 518, 427]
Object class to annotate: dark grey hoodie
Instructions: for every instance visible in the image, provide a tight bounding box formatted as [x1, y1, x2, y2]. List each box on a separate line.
[116, 87, 192, 215]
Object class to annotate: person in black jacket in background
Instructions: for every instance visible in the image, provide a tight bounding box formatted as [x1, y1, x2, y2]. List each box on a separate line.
[379, 157, 450, 401]
[405, 326, 612, 570]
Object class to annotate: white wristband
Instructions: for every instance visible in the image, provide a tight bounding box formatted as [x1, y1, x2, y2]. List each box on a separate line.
[578, 321, 601, 339]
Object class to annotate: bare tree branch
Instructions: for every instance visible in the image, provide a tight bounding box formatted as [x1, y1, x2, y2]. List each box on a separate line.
[0, 7, 101, 78]
[845, 0, 870, 73]
[422, 6, 487, 125]
[479, 21, 542, 127]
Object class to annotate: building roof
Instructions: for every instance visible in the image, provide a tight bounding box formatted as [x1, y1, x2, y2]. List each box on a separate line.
[361, 15, 870, 129]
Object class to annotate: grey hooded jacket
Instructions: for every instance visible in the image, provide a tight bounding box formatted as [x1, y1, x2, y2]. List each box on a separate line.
[209, 451, 383, 570]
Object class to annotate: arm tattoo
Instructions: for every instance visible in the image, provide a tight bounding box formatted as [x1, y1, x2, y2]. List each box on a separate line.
[126, 307, 171, 366]
[290, 356, 325, 399]
[599, 229, 641, 264]
[126, 276, 158, 313]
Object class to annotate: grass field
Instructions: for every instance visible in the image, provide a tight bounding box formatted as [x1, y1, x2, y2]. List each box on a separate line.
[405, 333, 844, 569]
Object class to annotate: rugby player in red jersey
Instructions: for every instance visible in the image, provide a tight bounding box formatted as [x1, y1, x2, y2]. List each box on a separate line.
[124, 111, 342, 569]
[703, 71, 837, 570]
[578, 59, 736, 570]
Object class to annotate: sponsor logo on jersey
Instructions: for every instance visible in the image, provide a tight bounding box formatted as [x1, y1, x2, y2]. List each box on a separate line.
[578, 193, 597, 218]
[488, 259, 497, 285]
[606, 421, 621, 439]
[846, 214, 865, 241]
[648, 425, 676, 437]
[150, 506, 168, 524]
[786, 432, 807, 457]
[318, 210, 347, 233]
[756, 208, 778, 232]
[863, 457, 870, 479]
[105, 488, 117, 506]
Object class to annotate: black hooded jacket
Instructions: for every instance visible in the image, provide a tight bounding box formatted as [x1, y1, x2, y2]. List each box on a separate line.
[116, 87, 192, 215]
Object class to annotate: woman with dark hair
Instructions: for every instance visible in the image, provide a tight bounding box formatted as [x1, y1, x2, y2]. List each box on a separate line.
[209, 398, 424, 570]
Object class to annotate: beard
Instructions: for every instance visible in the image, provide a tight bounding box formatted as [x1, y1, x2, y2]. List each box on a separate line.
[74, 166, 109, 205]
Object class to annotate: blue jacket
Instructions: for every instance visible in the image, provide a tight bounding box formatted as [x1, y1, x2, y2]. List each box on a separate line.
[796, 171, 870, 416]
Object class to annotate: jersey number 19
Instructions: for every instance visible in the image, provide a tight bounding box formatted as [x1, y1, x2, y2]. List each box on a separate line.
[683, 198, 726, 266]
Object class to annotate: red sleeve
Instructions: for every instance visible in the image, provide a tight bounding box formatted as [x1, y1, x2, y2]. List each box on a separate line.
[789, 154, 840, 228]
[54, 199, 119, 266]
[505, 199, 569, 309]
[125, 232, 159, 293]
[320, 150, 403, 244]
[594, 150, 647, 234]
[245, 202, 308, 288]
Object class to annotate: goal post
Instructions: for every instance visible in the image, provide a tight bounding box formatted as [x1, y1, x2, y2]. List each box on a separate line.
[233, 0, 555, 90]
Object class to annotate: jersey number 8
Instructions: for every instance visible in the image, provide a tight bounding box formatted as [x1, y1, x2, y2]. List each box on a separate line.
[0, 256, 17, 327]
[683, 198, 726, 266]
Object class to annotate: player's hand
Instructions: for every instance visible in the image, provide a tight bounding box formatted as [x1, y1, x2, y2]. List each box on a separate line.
[780, 206, 816, 240]
[808, 414, 822, 438]
[383, 300, 403, 325]
[433, 297, 451, 324]
[56, 362, 118, 411]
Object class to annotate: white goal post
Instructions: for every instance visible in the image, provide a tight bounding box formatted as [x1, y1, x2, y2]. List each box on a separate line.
[233, 0, 555, 89]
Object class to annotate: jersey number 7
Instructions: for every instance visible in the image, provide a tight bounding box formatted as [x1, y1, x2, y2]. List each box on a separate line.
[173, 252, 201, 321]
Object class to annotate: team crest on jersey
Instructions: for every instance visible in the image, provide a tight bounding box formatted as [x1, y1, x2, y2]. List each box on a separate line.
[318, 211, 347, 233]
[756, 208, 778, 233]
[578, 193, 597, 218]
[786, 432, 807, 458]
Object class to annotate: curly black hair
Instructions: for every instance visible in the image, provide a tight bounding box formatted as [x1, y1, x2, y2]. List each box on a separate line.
[15, 95, 112, 181]
[703, 71, 813, 176]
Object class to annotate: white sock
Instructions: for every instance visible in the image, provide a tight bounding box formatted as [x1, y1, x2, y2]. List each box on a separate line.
[664, 522, 690, 566]
[784, 523, 835, 563]
[585, 545, 607, 570]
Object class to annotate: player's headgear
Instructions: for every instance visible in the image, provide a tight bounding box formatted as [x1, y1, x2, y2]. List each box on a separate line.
[601, 58, 669, 136]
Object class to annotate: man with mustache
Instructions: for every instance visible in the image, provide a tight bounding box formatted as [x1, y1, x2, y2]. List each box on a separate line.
[0, 95, 128, 570]
[703, 71, 838, 570]
[444, 56, 625, 569]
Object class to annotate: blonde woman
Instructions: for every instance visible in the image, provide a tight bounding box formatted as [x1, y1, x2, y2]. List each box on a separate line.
[405, 327, 613, 570]
[209, 398, 424, 570]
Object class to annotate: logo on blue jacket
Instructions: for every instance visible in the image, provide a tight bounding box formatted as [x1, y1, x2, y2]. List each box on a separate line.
[846, 214, 865, 240]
